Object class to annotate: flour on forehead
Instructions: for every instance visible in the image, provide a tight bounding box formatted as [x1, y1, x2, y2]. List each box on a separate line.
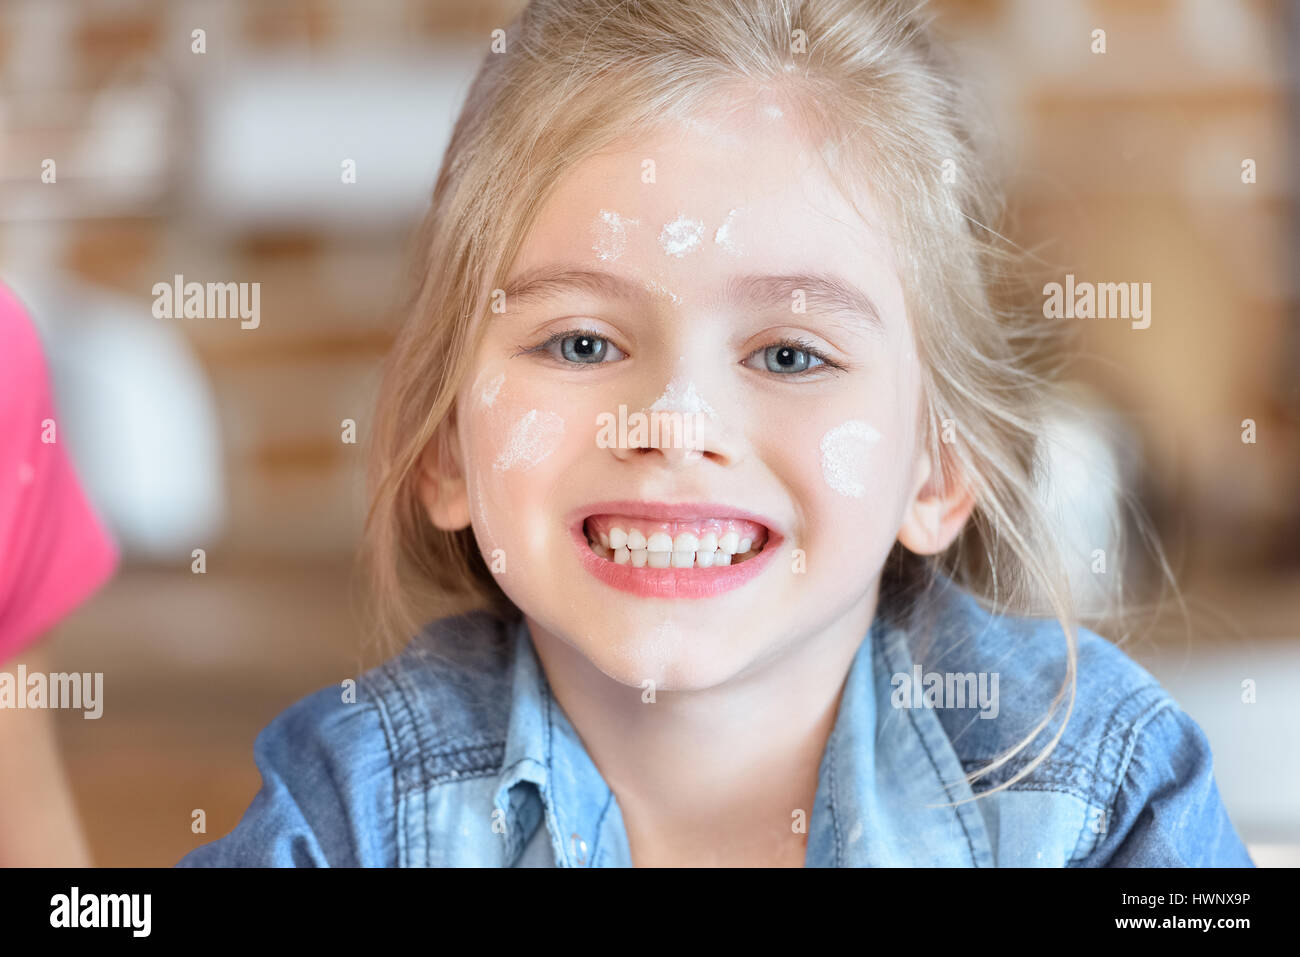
[643, 278, 682, 304]
[820, 420, 881, 498]
[494, 409, 565, 471]
[591, 209, 640, 263]
[714, 207, 746, 257]
[659, 214, 705, 258]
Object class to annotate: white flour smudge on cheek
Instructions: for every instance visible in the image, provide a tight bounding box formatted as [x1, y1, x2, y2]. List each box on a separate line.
[470, 475, 495, 551]
[493, 409, 566, 471]
[820, 420, 881, 498]
[480, 372, 505, 407]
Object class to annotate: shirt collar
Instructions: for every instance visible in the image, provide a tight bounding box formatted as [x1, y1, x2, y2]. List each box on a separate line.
[492, 619, 630, 867]
[807, 607, 994, 866]
[493, 594, 994, 867]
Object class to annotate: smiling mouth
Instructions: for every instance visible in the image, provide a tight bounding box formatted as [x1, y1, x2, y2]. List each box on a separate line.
[582, 514, 769, 567]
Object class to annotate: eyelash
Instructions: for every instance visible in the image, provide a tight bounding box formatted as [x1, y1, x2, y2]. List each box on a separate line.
[513, 328, 614, 363]
[514, 327, 847, 377]
[761, 335, 845, 377]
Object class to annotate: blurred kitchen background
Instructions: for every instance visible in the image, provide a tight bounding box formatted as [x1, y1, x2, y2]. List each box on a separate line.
[0, 0, 1296, 867]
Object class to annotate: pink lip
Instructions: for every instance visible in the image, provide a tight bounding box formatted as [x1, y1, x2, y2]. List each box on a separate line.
[565, 500, 785, 600]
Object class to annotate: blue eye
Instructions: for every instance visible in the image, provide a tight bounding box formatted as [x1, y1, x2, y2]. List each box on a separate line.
[763, 344, 821, 373]
[744, 337, 838, 376]
[560, 334, 610, 363]
[520, 329, 626, 366]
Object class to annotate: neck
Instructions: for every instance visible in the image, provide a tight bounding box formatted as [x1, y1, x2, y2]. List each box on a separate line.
[526, 584, 878, 866]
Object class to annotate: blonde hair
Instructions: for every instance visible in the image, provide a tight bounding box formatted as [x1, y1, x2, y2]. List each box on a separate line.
[364, 0, 1108, 802]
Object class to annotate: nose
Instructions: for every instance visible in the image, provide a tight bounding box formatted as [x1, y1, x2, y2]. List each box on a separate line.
[607, 384, 740, 469]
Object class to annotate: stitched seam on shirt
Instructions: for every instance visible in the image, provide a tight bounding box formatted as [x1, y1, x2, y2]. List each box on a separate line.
[419, 743, 505, 784]
[883, 629, 982, 866]
[392, 660, 434, 865]
[1070, 685, 1172, 864]
[828, 722, 842, 865]
[397, 659, 436, 865]
[899, 698, 982, 866]
[960, 759, 1095, 805]
[590, 789, 615, 866]
[542, 674, 563, 866]
[363, 665, 415, 867]
[498, 755, 545, 780]
[959, 686, 1166, 811]
[1091, 686, 1171, 807]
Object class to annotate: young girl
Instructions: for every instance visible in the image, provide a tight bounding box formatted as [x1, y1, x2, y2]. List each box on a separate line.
[180, 0, 1251, 867]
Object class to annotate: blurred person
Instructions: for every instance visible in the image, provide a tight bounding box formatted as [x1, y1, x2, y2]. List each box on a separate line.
[0, 281, 119, 866]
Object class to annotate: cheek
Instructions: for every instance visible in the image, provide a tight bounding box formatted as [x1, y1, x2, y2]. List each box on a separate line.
[805, 418, 913, 568]
[466, 369, 568, 485]
[493, 407, 566, 472]
[819, 420, 881, 499]
[463, 373, 590, 556]
[764, 379, 918, 557]
[808, 417, 907, 525]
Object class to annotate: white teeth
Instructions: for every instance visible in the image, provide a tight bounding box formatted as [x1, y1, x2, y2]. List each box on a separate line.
[646, 532, 674, 553]
[586, 521, 768, 569]
[586, 537, 757, 568]
[673, 531, 699, 551]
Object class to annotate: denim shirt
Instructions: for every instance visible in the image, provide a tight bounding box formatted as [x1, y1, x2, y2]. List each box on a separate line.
[177, 581, 1252, 867]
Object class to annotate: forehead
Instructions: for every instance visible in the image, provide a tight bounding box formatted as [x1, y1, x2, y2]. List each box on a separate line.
[508, 107, 903, 314]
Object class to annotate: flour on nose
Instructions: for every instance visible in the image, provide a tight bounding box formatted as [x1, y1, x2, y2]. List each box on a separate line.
[649, 375, 717, 418]
[820, 420, 881, 498]
[659, 214, 705, 258]
[591, 209, 640, 262]
[494, 409, 565, 471]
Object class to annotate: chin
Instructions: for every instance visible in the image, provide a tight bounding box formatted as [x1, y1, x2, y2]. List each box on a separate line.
[571, 625, 750, 694]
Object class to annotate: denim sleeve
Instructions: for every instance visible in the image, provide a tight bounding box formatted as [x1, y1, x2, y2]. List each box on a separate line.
[176, 684, 396, 867]
[1084, 702, 1253, 867]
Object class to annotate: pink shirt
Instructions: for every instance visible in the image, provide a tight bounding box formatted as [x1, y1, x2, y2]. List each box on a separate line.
[0, 281, 118, 662]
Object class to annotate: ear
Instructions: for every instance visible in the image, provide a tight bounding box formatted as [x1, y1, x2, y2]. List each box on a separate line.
[417, 415, 472, 531]
[896, 443, 976, 556]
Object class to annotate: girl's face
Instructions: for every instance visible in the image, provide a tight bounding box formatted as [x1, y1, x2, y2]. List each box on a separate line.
[447, 102, 929, 691]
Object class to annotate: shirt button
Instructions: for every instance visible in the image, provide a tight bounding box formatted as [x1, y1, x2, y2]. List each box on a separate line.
[570, 832, 589, 866]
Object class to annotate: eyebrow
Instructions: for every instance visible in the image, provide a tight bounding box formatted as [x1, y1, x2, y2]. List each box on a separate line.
[500, 264, 884, 334]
